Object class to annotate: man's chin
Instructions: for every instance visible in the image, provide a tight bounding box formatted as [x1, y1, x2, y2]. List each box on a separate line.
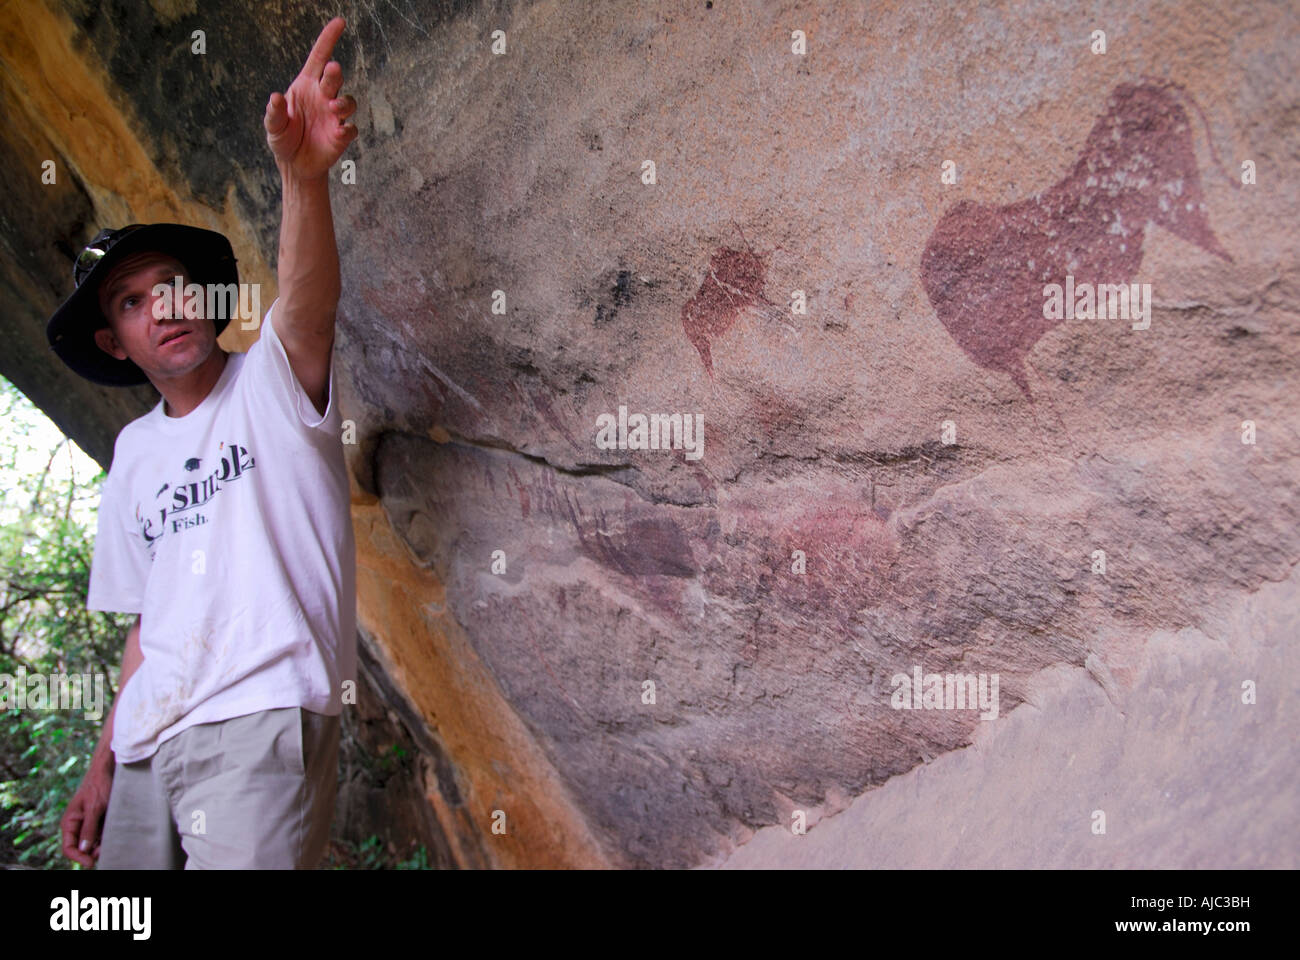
[144, 341, 218, 380]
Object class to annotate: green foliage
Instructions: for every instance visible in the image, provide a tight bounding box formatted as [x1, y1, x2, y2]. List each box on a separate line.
[324, 835, 433, 870]
[0, 377, 132, 868]
[355, 834, 388, 870]
[376, 742, 409, 770]
[395, 844, 431, 870]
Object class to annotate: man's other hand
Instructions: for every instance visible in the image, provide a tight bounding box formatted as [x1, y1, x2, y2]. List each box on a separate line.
[60, 765, 113, 868]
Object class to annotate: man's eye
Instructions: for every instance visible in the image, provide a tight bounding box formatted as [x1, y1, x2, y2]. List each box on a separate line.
[122, 295, 138, 309]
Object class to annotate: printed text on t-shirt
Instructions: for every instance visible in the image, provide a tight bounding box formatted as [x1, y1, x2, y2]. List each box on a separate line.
[133, 441, 257, 550]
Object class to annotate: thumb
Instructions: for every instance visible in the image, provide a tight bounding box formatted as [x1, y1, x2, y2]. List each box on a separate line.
[61, 800, 90, 866]
[78, 809, 101, 855]
[264, 91, 289, 136]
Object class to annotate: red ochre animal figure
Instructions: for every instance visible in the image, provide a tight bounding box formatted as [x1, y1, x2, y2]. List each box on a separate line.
[682, 222, 787, 378]
[921, 80, 1233, 397]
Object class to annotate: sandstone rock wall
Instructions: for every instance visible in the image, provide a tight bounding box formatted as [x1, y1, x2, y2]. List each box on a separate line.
[2, 0, 1296, 867]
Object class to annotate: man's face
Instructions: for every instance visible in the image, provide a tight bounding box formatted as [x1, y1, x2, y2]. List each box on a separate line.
[92, 251, 217, 380]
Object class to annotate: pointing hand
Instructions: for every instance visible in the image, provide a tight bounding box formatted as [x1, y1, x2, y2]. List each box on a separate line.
[264, 16, 359, 180]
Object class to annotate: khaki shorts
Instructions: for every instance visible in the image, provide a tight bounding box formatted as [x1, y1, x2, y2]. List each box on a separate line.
[96, 707, 340, 870]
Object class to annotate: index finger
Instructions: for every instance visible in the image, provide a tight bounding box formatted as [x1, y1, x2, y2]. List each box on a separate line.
[300, 16, 346, 81]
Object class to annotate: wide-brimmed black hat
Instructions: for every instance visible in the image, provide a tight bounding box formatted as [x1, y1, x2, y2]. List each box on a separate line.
[46, 223, 239, 386]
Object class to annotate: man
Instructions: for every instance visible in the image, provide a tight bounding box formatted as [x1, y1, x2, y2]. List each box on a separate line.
[50, 17, 359, 869]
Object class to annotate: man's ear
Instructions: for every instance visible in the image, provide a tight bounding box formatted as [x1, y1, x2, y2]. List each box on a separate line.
[93, 325, 128, 360]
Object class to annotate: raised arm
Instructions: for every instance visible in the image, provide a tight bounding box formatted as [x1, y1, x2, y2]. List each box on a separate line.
[262, 16, 358, 415]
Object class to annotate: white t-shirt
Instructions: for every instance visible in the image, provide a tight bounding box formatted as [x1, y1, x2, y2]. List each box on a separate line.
[86, 298, 356, 763]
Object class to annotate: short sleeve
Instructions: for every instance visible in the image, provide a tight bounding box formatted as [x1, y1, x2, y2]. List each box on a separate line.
[85, 471, 149, 614]
[242, 297, 340, 433]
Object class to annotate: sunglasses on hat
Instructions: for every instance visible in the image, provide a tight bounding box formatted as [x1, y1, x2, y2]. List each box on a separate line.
[73, 227, 142, 288]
